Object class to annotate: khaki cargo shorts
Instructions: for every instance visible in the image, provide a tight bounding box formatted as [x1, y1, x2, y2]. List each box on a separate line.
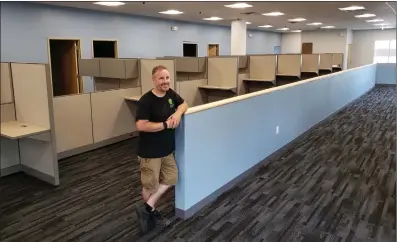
[139, 153, 178, 192]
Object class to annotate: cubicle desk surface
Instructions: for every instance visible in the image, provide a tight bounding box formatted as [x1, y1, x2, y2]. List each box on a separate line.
[275, 74, 301, 86]
[319, 69, 333, 76]
[198, 85, 237, 93]
[124, 96, 141, 102]
[242, 78, 276, 85]
[242, 78, 276, 93]
[1, 121, 50, 139]
[300, 72, 319, 80]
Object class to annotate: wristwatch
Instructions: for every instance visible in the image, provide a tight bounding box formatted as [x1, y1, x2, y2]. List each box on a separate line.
[163, 121, 168, 129]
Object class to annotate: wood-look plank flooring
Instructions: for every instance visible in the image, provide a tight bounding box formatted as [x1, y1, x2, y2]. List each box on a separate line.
[0, 85, 395, 242]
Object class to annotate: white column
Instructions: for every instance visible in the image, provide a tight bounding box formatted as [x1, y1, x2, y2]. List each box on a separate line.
[231, 20, 247, 55]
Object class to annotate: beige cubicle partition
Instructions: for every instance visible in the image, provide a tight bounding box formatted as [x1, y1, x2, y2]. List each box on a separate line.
[301, 54, 320, 75]
[242, 55, 277, 93]
[198, 57, 238, 103]
[319, 53, 333, 72]
[0, 62, 59, 185]
[332, 53, 344, 70]
[78, 58, 140, 91]
[276, 54, 302, 78]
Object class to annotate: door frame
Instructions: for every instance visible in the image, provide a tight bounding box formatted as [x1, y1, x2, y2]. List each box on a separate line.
[208, 43, 220, 56]
[47, 37, 83, 94]
[91, 39, 119, 58]
[182, 41, 199, 57]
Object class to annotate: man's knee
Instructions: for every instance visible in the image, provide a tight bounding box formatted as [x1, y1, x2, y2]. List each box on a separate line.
[160, 154, 179, 186]
[140, 157, 161, 192]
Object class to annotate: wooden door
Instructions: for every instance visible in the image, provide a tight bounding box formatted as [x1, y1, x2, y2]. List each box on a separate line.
[347, 44, 352, 69]
[208, 44, 219, 56]
[301, 42, 313, 54]
[63, 41, 79, 95]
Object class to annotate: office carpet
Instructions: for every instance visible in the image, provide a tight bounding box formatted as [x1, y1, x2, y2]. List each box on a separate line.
[0, 85, 395, 242]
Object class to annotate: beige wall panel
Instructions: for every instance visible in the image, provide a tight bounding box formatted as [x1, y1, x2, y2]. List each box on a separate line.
[91, 88, 141, 143]
[1, 63, 13, 104]
[237, 73, 248, 95]
[207, 57, 238, 87]
[249, 55, 276, 80]
[79, 59, 101, 77]
[302, 54, 320, 73]
[320, 53, 333, 70]
[277, 54, 301, 77]
[175, 57, 199, 72]
[11, 63, 50, 129]
[140, 59, 175, 94]
[95, 77, 120, 91]
[1, 103, 16, 122]
[178, 79, 207, 107]
[53, 94, 94, 153]
[332, 53, 344, 67]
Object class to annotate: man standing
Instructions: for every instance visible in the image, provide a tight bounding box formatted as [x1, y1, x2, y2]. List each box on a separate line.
[135, 65, 188, 233]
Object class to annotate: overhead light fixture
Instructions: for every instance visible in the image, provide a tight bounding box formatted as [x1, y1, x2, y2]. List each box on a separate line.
[339, 5, 366, 11]
[289, 18, 306, 22]
[277, 27, 290, 31]
[307, 22, 322, 26]
[93, 1, 125, 6]
[203, 17, 223, 21]
[355, 13, 376, 18]
[224, 2, 253, 9]
[373, 23, 388, 26]
[262, 12, 284, 16]
[246, 22, 252, 24]
[258, 25, 272, 28]
[366, 18, 384, 23]
[321, 26, 335, 29]
[291, 30, 302, 32]
[159, 9, 183, 15]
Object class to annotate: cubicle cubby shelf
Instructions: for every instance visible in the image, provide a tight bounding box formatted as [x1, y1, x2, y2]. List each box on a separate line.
[242, 55, 277, 93]
[78, 58, 139, 79]
[1, 62, 59, 185]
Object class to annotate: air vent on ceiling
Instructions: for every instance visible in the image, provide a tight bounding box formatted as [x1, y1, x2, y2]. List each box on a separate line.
[240, 12, 259, 15]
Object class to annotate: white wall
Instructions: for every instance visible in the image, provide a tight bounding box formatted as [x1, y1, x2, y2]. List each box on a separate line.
[301, 30, 347, 54]
[351, 29, 396, 68]
[281, 33, 301, 53]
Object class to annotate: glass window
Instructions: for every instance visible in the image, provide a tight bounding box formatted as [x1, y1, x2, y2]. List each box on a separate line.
[373, 39, 396, 63]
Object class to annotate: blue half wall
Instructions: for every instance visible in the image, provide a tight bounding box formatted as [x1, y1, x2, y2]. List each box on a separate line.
[376, 63, 396, 85]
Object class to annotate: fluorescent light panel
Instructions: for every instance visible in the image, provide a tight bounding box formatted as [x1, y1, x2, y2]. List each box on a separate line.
[321, 26, 335, 29]
[159, 9, 183, 15]
[339, 5, 365, 11]
[373, 23, 388, 26]
[366, 18, 384, 23]
[262, 12, 284, 16]
[289, 18, 306, 22]
[258, 25, 272, 28]
[203, 17, 223, 21]
[93, 1, 125, 6]
[355, 13, 376, 18]
[246, 22, 252, 24]
[291, 30, 302, 32]
[224, 2, 252, 9]
[277, 27, 289, 31]
[307, 22, 322, 26]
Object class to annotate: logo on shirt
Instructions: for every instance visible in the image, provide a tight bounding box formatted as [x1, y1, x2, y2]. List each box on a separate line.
[168, 98, 174, 108]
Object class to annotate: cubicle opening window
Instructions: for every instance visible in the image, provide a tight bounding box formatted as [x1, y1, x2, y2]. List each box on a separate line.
[183, 42, 198, 57]
[93, 40, 118, 58]
[48, 39, 82, 96]
[373, 39, 396, 63]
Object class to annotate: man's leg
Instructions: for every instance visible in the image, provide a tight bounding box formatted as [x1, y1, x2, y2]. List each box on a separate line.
[146, 153, 178, 226]
[135, 157, 160, 233]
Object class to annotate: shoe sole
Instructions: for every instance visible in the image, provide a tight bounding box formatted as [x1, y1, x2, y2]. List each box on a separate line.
[135, 205, 148, 234]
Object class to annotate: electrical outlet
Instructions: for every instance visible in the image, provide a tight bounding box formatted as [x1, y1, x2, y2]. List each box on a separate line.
[276, 126, 279, 134]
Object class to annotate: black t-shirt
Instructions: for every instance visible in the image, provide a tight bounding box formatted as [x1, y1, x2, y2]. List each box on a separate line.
[135, 88, 185, 158]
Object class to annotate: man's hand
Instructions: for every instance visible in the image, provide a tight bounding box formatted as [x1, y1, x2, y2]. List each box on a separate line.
[167, 112, 182, 129]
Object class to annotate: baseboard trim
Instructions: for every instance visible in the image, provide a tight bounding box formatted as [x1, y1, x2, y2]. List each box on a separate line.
[375, 83, 395, 86]
[175, 86, 374, 219]
[1, 164, 21, 177]
[58, 132, 139, 160]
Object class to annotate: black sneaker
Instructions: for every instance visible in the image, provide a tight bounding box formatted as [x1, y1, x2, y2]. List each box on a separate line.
[152, 210, 171, 227]
[135, 205, 156, 233]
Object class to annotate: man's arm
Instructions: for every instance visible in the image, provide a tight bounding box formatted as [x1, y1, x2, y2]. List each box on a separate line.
[175, 101, 188, 116]
[136, 97, 171, 132]
[136, 120, 166, 132]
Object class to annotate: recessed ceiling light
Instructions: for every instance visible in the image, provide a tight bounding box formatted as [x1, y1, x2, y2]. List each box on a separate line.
[159, 9, 183, 15]
[291, 30, 302, 32]
[289, 18, 306, 22]
[258, 25, 272, 28]
[262, 12, 284, 16]
[307, 22, 322, 26]
[277, 27, 290, 31]
[246, 22, 252, 24]
[355, 13, 376, 18]
[93, 1, 125, 6]
[321, 26, 335, 29]
[366, 18, 384, 23]
[224, 2, 253, 9]
[339, 6, 366, 11]
[203, 17, 223, 21]
[373, 23, 388, 26]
